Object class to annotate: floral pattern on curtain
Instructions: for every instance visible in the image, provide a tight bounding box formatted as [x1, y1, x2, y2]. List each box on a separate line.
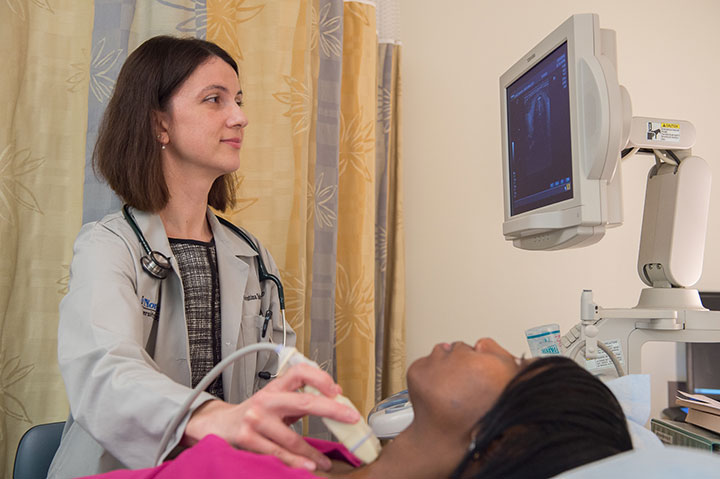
[0, 2, 94, 475]
[0, 0, 403, 474]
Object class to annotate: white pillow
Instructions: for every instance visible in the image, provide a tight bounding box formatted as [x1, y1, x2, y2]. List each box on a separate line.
[553, 447, 720, 478]
[604, 374, 663, 449]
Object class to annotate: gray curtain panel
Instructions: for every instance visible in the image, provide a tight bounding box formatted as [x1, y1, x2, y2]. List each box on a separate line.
[307, 0, 344, 438]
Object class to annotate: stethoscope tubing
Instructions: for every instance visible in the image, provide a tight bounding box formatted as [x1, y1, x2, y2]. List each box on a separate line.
[215, 215, 285, 310]
[122, 205, 287, 348]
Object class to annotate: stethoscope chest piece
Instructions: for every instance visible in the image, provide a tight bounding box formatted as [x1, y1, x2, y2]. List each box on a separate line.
[123, 204, 173, 280]
[141, 250, 172, 280]
[123, 204, 287, 354]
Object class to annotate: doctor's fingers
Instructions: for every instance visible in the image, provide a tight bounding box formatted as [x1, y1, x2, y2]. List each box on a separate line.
[258, 390, 361, 425]
[233, 413, 332, 471]
[268, 362, 342, 398]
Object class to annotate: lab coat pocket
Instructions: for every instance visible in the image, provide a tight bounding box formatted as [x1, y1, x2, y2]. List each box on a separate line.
[242, 313, 274, 390]
[244, 313, 273, 343]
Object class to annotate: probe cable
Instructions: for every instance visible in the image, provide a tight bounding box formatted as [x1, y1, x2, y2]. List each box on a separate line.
[154, 342, 284, 466]
[570, 339, 626, 378]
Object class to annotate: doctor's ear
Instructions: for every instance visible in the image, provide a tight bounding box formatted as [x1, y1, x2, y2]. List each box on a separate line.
[152, 110, 170, 146]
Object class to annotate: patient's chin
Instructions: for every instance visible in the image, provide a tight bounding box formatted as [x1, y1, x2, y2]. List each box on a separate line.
[404, 357, 424, 391]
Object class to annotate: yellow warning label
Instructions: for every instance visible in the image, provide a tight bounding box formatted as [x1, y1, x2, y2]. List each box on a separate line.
[647, 121, 681, 142]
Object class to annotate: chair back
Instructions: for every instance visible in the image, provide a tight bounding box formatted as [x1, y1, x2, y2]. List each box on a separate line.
[13, 421, 65, 479]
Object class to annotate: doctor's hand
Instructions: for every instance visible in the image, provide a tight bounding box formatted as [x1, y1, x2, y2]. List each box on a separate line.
[182, 362, 361, 472]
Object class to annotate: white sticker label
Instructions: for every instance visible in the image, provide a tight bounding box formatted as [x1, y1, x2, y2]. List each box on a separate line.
[646, 122, 681, 142]
[584, 339, 624, 371]
[652, 429, 673, 445]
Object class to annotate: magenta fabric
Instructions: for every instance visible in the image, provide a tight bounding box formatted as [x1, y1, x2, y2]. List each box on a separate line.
[82, 435, 361, 478]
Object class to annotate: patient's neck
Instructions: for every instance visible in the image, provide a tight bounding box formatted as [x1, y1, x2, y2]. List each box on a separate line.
[333, 421, 467, 479]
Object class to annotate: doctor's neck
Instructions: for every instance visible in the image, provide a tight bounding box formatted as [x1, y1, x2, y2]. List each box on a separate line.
[158, 159, 218, 242]
[158, 189, 213, 242]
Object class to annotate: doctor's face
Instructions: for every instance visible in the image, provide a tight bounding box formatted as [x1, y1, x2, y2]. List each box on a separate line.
[407, 338, 528, 431]
[156, 56, 248, 183]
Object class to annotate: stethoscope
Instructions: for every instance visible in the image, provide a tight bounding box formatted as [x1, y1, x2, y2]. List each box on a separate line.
[122, 205, 288, 378]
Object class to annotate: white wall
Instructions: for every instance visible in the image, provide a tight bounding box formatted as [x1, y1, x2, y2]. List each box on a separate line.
[399, 0, 720, 419]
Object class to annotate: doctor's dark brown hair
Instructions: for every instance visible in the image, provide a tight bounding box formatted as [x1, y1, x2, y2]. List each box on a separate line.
[93, 36, 239, 212]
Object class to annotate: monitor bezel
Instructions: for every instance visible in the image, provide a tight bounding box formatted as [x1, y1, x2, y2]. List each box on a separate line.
[499, 14, 615, 247]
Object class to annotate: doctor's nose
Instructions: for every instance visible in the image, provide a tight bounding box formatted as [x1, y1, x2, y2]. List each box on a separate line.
[229, 106, 249, 129]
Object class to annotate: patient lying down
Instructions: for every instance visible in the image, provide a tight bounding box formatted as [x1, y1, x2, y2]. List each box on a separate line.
[86, 339, 632, 479]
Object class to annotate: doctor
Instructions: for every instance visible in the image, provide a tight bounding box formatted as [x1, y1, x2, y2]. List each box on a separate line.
[49, 36, 360, 478]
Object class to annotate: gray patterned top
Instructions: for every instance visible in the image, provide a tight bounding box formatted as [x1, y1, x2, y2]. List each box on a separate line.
[169, 237, 224, 400]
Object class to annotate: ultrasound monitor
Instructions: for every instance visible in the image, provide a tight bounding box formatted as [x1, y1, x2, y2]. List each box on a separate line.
[500, 14, 630, 250]
[506, 43, 573, 216]
[686, 292, 720, 401]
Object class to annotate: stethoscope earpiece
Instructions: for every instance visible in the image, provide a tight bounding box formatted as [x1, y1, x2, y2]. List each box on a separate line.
[141, 250, 172, 280]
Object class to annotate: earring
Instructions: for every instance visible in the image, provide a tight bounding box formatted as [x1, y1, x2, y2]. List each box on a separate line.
[161, 145, 166, 150]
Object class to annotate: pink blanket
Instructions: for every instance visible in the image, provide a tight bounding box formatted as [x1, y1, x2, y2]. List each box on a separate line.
[84, 436, 362, 478]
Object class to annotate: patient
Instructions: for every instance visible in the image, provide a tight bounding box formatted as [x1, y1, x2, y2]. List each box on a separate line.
[85, 339, 632, 478]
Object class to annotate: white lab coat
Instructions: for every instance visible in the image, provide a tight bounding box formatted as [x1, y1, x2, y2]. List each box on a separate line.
[48, 208, 295, 478]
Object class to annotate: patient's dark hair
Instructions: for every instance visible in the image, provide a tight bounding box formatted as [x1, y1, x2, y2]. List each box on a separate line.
[456, 356, 632, 479]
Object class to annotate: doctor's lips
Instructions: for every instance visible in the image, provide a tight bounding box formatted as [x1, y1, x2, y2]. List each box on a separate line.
[220, 137, 242, 148]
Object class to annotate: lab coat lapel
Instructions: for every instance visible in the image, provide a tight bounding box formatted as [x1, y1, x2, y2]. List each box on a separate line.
[130, 208, 192, 385]
[207, 211, 257, 402]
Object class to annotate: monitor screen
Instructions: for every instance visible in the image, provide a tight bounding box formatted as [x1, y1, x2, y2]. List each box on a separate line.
[686, 292, 720, 401]
[506, 42, 573, 216]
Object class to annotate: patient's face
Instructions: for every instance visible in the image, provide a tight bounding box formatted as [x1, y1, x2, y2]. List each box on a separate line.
[407, 338, 527, 432]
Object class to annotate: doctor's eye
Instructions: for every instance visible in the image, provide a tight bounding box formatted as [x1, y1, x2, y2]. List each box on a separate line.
[235, 98, 244, 107]
[203, 95, 219, 103]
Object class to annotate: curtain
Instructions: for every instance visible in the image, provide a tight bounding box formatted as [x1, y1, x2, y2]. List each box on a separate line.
[375, 0, 405, 402]
[0, 1, 93, 474]
[0, 0, 403, 473]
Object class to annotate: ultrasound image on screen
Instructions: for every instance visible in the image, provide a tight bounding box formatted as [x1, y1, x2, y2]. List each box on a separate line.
[507, 43, 573, 216]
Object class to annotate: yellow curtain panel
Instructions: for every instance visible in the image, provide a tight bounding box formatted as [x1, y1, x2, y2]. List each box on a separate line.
[0, 2, 92, 475]
[335, 0, 378, 415]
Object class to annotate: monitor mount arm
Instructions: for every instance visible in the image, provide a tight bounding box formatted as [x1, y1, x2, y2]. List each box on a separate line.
[562, 117, 720, 377]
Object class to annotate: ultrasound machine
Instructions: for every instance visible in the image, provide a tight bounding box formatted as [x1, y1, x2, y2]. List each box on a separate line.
[369, 12, 720, 439]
